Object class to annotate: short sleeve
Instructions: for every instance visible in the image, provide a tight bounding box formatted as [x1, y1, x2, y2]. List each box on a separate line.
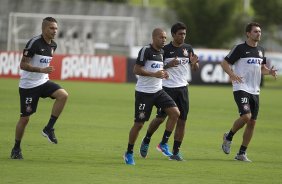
[23, 40, 37, 58]
[136, 46, 148, 66]
[224, 45, 241, 65]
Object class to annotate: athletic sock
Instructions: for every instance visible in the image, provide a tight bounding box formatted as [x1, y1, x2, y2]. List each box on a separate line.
[239, 145, 247, 155]
[46, 115, 58, 130]
[127, 144, 134, 154]
[226, 129, 235, 141]
[173, 140, 182, 155]
[13, 140, 21, 150]
[143, 132, 152, 144]
[160, 130, 172, 144]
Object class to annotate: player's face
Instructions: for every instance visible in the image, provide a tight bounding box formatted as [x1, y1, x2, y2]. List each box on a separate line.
[248, 26, 261, 42]
[154, 31, 167, 49]
[173, 29, 186, 45]
[43, 22, 58, 40]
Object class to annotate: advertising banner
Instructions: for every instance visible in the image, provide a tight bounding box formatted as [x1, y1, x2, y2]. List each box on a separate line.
[0, 51, 127, 83]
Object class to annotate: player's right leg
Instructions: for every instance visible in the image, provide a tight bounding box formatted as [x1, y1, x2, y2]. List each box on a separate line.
[222, 114, 251, 154]
[124, 122, 144, 165]
[11, 87, 39, 159]
[124, 91, 153, 165]
[11, 116, 29, 159]
[223, 91, 252, 155]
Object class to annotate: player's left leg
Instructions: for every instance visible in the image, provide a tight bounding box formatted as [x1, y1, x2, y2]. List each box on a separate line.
[234, 119, 255, 162]
[169, 86, 188, 161]
[42, 88, 68, 144]
[157, 106, 179, 157]
[169, 119, 186, 161]
[235, 94, 259, 162]
[50, 88, 68, 117]
[140, 117, 165, 158]
[155, 90, 179, 157]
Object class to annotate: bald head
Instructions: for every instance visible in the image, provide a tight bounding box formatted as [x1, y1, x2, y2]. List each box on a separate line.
[152, 28, 165, 38]
[151, 28, 167, 50]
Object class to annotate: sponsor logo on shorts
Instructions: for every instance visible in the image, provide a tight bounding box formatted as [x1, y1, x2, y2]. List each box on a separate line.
[139, 111, 145, 119]
[26, 104, 32, 113]
[243, 104, 250, 111]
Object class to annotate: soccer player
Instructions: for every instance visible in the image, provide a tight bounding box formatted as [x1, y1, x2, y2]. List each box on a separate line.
[139, 22, 199, 161]
[221, 22, 277, 162]
[123, 28, 180, 165]
[10, 17, 68, 159]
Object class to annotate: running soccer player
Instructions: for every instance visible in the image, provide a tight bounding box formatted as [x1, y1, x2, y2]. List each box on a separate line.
[123, 28, 180, 165]
[11, 17, 68, 159]
[139, 22, 199, 161]
[221, 22, 277, 162]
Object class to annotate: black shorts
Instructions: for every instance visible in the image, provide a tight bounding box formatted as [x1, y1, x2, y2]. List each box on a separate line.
[233, 90, 259, 120]
[134, 90, 177, 122]
[157, 86, 189, 120]
[19, 80, 62, 117]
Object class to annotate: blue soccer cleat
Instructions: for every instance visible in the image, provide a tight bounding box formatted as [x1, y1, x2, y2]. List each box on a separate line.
[123, 152, 135, 165]
[140, 138, 149, 158]
[156, 143, 173, 157]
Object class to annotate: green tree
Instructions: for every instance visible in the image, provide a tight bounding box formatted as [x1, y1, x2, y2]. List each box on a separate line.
[252, 0, 282, 47]
[252, 0, 282, 26]
[166, 0, 245, 48]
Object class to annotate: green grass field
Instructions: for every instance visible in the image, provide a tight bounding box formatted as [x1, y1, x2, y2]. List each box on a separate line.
[0, 77, 281, 184]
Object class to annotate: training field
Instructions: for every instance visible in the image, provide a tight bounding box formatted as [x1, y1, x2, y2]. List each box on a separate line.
[0, 78, 281, 184]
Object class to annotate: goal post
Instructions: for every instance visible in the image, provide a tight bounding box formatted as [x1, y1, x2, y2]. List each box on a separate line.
[8, 12, 141, 55]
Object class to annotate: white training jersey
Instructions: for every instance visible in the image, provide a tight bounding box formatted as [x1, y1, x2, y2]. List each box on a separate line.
[162, 42, 194, 88]
[19, 35, 57, 89]
[135, 44, 164, 93]
[225, 42, 266, 95]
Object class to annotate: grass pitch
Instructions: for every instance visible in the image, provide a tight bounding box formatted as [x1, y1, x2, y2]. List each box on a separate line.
[0, 77, 281, 184]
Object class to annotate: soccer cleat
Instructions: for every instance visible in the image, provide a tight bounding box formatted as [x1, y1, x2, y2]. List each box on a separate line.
[42, 127, 58, 144]
[139, 138, 149, 158]
[156, 143, 173, 157]
[11, 148, 23, 159]
[222, 132, 231, 154]
[123, 152, 135, 165]
[234, 153, 252, 162]
[169, 153, 185, 161]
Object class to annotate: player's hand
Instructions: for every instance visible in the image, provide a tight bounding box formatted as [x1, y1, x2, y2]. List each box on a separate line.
[190, 54, 199, 65]
[166, 57, 179, 68]
[154, 70, 169, 79]
[41, 66, 55, 74]
[269, 66, 278, 79]
[229, 73, 243, 83]
[163, 70, 169, 79]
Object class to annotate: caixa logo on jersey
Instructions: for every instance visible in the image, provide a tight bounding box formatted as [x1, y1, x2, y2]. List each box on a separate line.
[40, 57, 52, 63]
[151, 63, 163, 68]
[247, 58, 262, 65]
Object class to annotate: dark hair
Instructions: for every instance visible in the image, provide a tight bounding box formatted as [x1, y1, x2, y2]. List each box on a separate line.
[171, 22, 187, 35]
[43, 17, 57, 23]
[245, 22, 260, 33]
